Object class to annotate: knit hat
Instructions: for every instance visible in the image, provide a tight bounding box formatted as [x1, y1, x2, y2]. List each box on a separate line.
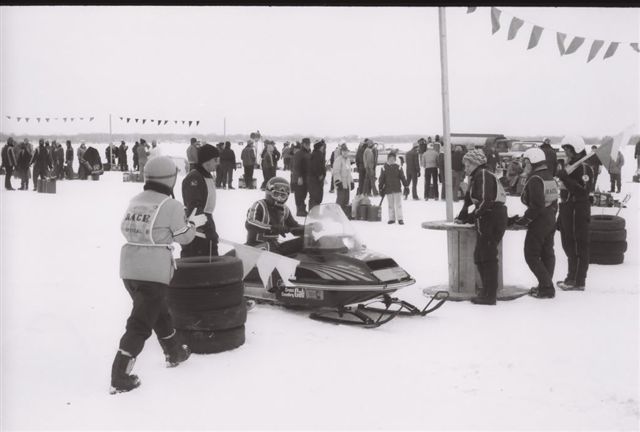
[144, 156, 178, 188]
[190, 137, 197, 144]
[339, 143, 348, 152]
[198, 144, 220, 164]
[301, 138, 311, 145]
[462, 149, 487, 166]
[413, 141, 420, 148]
[314, 141, 325, 150]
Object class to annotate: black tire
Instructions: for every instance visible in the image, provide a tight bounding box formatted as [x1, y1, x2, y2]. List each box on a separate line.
[590, 215, 625, 231]
[589, 252, 624, 265]
[171, 302, 247, 331]
[178, 326, 245, 354]
[589, 229, 627, 242]
[168, 282, 245, 311]
[590, 240, 628, 254]
[170, 256, 243, 288]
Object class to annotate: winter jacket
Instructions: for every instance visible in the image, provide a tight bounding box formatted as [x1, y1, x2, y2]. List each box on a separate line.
[363, 147, 375, 171]
[521, 165, 559, 221]
[16, 148, 31, 171]
[420, 149, 438, 169]
[30, 145, 52, 170]
[558, 156, 594, 203]
[378, 162, 408, 194]
[635, 141, 640, 159]
[77, 146, 86, 162]
[65, 147, 74, 163]
[282, 146, 292, 161]
[119, 188, 196, 285]
[245, 198, 302, 245]
[186, 143, 199, 165]
[309, 149, 326, 180]
[220, 147, 236, 166]
[1, 144, 16, 168]
[452, 149, 465, 172]
[182, 165, 218, 242]
[607, 152, 624, 174]
[241, 146, 256, 167]
[355, 143, 366, 170]
[404, 147, 421, 175]
[118, 144, 128, 162]
[262, 151, 275, 171]
[291, 147, 311, 185]
[458, 164, 506, 220]
[137, 144, 149, 164]
[332, 155, 353, 187]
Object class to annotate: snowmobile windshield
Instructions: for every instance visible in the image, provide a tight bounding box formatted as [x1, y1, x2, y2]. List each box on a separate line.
[303, 204, 363, 253]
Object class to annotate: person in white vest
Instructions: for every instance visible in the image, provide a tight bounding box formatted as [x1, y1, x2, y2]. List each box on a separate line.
[110, 156, 206, 394]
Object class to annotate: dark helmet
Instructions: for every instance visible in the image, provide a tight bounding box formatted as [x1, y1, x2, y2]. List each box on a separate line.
[265, 176, 291, 206]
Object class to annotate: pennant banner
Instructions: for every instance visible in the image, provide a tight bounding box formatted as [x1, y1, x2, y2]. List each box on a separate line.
[556, 32, 567, 56]
[491, 7, 501, 34]
[603, 42, 619, 60]
[587, 40, 605, 62]
[507, 17, 524, 40]
[631, 43, 640, 53]
[565, 37, 585, 55]
[467, 7, 476, 14]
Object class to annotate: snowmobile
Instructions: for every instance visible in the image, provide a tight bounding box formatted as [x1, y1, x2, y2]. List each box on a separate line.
[236, 203, 449, 328]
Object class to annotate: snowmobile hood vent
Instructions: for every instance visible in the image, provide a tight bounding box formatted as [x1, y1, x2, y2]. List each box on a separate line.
[366, 258, 398, 271]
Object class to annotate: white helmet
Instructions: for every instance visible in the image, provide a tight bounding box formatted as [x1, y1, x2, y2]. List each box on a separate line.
[523, 148, 546, 164]
[561, 135, 586, 154]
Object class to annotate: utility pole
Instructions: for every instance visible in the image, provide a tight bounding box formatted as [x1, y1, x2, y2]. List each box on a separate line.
[438, 7, 454, 221]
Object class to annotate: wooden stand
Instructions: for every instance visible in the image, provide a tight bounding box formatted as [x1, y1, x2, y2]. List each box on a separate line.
[422, 220, 529, 302]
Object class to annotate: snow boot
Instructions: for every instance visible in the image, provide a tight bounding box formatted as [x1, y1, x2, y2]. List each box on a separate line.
[158, 331, 191, 368]
[110, 350, 140, 394]
[529, 285, 555, 299]
[296, 207, 308, 217]
[471, 294, 497, 305]
[398, 220, 404, 225]
[557, 280, 585, 291]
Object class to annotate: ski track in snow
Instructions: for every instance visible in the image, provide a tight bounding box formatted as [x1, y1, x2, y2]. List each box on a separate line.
[1, 142, 639, 430]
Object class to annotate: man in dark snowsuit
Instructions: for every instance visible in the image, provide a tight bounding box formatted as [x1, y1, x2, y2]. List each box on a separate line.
[220, 141, 236, 189]
[30, 139, 52, 189]
[355, 140, 368, 195]
[181, 144, 221, 258]
[539, 138, 558, 177]
[556, 136, 593, 291]
[308, 140, 326, 210]
[291, 138, 311, 216]
[510, 148, 559, 299]
[118, 141, 128, 171]
[2, 138, 17, 190]
[404, 141, 421, 200]
[65, 141, 75, 179]
[245, 176, 304, 255]
[455, 149, 508, 305]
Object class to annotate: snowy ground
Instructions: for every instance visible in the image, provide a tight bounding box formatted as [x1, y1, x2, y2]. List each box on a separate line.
[1, 144, 638, 430]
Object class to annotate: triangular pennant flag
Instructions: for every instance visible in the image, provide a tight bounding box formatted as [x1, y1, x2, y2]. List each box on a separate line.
[275, 256, 300, 287]
[164, 120, 168, 125]
[507, 17, 524, 40]
[174, 120, 178, 124]
[603, 42, 619, 60]
[25, 118, 30, 122]
[17, 117, 21, 122]
[467, 7, 476, 13]
[135, 118, 139, 123]
[556, 32, 567, 55]
[196, 121, 200, 126]
[182, 120, 185, 125]
[127, 118, 130, 123]
[631, 43, 640, 53]
[157, 120, 161, 125]
[46, 118, 50, 122]
[63, 117, 67, 122]
[80, 117, 84, 120]
[70, 117, 75, 122]
[142, 119, 146, 124]
[120, 117, 123, 120]
[89, 117, 94, 121]
[188, 120, 193, 127]
[232, 243, 263, 279]
[587, 40, 605, 63]
[37, 117, 41, 122]
[256, 253, 279, 289]
[565, 36, 585, 55]
[490, 7, 501, 34]
[595, 124, 636, 171]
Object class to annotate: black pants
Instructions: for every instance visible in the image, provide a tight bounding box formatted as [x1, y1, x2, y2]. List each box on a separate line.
[336, 187, 350, 207]
[609, 173, 621, 193]
[4, 166, 14, 189]
[308, 178, 324, 210]
[181, 217, 219, 258]
[424, 167, 438, 199]
[221, 163, 234, 187]
[32, 166, 48, 187]
[559, 201, 590, 285]
[261, 167, 276, 189]
[294, 181, 308, 212]
[118, 279, 174, 358]
[406, 172, 419, 198]
[244, 166, 254, 188]
[215, 165, 225, 187]
[474, 205, 508, 300]
[356, 168, 366, 194]
[524, 209, 556, 289]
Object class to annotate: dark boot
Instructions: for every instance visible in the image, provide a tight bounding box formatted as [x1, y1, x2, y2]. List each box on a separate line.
[158, 331, 191, 368]
[529, 285, 556, 298]
[472, 263, 498, 305]
[557, 280, 585, 291]
[110, 350, 140, 394]
[296, 207, 308, 217]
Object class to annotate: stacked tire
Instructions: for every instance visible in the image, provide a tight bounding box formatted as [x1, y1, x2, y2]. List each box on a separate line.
[168, 256, 246, 354]
[589, 215, 627, 265]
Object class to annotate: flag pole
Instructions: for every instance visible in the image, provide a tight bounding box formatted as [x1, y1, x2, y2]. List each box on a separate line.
[109, 113, 113, 144]
[438, 7, 454, 221]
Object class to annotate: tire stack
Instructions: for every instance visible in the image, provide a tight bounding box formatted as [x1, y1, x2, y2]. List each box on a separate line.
[589, 215, 627, 265]
[168, 256, 247, 354]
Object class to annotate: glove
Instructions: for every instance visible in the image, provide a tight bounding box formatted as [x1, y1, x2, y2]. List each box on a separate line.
[350, 182, 355, 191]
[188, 208, 207, 228]
[507, 215, 519, 227]
[272, 225, 288, 237]
[335, 180, 344, 191]
[514, 216, 531, 228]
[290, 226, 305, 237]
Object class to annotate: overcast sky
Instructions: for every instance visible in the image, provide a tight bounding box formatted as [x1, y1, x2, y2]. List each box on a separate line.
[1, 6, 638, 138]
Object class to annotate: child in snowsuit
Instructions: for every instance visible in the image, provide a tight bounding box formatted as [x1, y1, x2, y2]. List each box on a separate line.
[378, 152, 408, 225]
[111, 156, 205, 394]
